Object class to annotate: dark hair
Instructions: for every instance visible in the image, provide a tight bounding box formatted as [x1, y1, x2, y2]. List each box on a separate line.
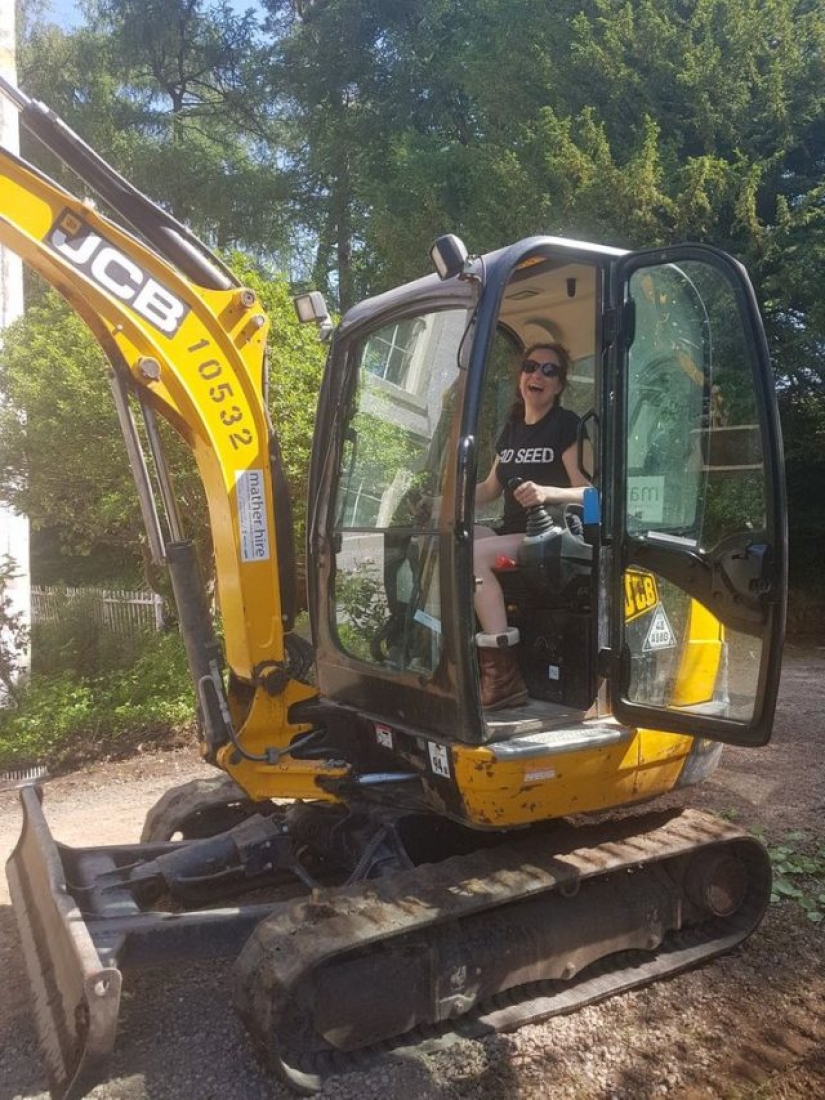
[508, 341, 572, 422]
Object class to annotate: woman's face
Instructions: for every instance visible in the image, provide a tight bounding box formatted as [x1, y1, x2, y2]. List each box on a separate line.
[518, 348, 564, 420]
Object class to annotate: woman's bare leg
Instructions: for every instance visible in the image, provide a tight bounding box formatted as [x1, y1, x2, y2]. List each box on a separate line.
[473, 528, 524, 634]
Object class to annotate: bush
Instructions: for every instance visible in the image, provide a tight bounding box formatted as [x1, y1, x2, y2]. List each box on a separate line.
[0, 629, 195, 772]
[334, 564, 389, 660]
[0, 554, 29, 705]
[31, 593, 141, 678]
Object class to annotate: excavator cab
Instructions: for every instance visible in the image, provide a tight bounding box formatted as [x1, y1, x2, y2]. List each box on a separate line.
[307, 237, 785, 770]
[1, 78, 786, 1098]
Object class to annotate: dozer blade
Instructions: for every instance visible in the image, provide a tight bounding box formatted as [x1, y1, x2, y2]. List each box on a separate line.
[6, 784, 122, 1100]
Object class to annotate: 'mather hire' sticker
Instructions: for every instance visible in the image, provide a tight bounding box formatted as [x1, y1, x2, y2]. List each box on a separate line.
[235, 469, 270, 562]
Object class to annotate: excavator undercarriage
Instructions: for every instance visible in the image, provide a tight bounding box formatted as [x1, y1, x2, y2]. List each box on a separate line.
[9, 781, 771, 1098]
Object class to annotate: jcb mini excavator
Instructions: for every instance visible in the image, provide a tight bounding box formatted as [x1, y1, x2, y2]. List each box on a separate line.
[1, 79, 786, 1099]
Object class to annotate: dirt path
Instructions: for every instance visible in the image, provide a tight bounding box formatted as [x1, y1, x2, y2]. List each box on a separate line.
[1, 643, 823, 1099]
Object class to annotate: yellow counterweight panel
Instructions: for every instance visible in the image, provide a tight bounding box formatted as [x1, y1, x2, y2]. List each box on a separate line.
[636, 598, 726, 787]
[670, 599, 725, 707]
[634, 727, 695, 787]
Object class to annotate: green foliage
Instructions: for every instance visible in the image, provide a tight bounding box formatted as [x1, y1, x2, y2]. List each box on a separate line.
[12, 0, 825, 590]
[778, 394, 825, 596]
[0, 673, 95, 766]
[0, 293, 132, 559]
[31, 596, 139, 679]
[703, 474, 766, 552]
[334, 565, 389, 660]
[751, 824, 825, 925]
[0, 629, 194, 772]
[0, 555, 29, 705]
[0, 288, 210, 580]
[20, 0, 292, 263]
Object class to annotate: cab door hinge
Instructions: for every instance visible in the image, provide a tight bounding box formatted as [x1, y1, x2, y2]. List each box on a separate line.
[603, 301, 635, 347]
[603, 307, 618, 344]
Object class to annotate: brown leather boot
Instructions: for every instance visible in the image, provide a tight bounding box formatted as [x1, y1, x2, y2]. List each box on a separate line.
[477, 629, 528, 709]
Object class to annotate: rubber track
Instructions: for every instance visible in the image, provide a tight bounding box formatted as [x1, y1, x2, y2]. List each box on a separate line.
[139, 775, 260, 842]
[234, 809, 772, 1093]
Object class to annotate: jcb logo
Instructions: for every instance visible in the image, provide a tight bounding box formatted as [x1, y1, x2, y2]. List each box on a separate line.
[624, 569, 659, 621]
[46, 212, 189, 336]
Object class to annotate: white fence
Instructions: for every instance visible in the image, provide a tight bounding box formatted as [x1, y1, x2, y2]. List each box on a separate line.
[31, 586, 164, 635]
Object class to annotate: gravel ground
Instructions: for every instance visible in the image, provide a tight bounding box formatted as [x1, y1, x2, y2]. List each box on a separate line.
[0, 642, 823, 1100]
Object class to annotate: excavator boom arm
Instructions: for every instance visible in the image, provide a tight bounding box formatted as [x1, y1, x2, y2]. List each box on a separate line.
[0, 78, 345, 790]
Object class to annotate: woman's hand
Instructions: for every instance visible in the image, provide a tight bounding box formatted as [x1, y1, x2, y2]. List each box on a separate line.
[512, 480, 547, 508]
[514, 481, 587, 509]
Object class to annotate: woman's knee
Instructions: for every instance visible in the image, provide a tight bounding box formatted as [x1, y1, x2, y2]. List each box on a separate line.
[473, 535, 501, 572]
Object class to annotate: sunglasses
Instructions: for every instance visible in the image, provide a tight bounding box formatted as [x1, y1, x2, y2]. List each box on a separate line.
[521, 358, 561, 378]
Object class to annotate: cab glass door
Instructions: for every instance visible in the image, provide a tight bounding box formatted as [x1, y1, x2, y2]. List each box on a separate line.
[611, 248, 785, 746]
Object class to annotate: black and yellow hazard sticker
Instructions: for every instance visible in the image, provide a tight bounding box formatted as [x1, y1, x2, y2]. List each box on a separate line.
[624, 569, 659, 622]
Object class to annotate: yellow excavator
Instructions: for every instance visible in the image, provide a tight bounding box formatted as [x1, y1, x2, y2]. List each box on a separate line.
[1, 78, 786, 1099]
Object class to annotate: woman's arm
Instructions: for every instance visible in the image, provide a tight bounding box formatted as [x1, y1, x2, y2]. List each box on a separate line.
[513, 440, 594, 508]
[475, 457, 504, 505]
[563, 437, 594, 488]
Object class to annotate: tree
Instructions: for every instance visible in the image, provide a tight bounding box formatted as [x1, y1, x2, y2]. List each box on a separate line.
[12, 0, 825, 591]
[0, 263, 326, 583]
[0, 292, 145, 569]
[258, 0, 408, 307]
[0, 555, 29, 704]
[18, 1, 294, 264]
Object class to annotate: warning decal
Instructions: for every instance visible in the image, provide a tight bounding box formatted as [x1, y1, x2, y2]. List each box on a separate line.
[428, 742, 451, 779]
[375, 724, 393, 749]
[643, 605, 676, 651]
